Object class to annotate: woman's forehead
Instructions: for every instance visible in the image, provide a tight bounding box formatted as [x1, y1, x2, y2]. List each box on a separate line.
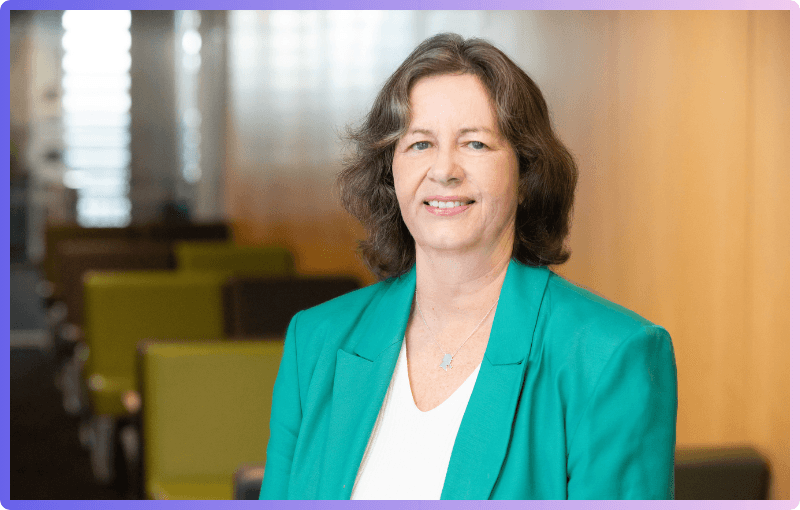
[405, 74, 499, 133]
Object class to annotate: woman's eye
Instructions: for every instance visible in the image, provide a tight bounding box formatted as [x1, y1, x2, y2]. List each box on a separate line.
[468, 141, 487, 150]
[411, 141, 431, 151]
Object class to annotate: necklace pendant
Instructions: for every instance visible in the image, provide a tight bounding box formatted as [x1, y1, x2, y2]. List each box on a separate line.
[439, 353, 453, 371]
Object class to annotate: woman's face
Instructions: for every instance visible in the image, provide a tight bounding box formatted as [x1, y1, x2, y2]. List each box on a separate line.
[393, 73, 519, 261]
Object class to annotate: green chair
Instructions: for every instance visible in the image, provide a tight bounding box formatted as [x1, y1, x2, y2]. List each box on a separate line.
[139, 340, 283, 499]
[55, 239, 175, 416]
[83, 271, 227, 485]
[59, 239, 176, 330]
[173, 241, 294, 277]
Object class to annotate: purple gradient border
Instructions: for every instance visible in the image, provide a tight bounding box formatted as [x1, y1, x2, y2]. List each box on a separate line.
[1, 0, 796, 509]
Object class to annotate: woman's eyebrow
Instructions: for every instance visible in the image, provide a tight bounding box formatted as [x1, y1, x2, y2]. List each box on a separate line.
[406, 127, 496, 137]
[458, 127, 496, 136]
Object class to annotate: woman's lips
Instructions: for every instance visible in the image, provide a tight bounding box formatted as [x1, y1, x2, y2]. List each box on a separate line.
[423, 198, 474, 216]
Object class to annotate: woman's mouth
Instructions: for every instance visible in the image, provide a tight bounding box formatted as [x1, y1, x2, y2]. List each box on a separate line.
[423, 199, 475, 209]
[423, 199, 475, 215]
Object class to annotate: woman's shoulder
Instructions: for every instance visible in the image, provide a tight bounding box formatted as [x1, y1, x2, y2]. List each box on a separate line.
[293, 278, 390, 328]
[538, 270, 672, 361]
[287, 274, 408, 351]
[545, 272, 655, 327]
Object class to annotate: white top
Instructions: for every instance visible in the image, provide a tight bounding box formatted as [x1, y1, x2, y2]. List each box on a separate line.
[350, 338, 482, 500]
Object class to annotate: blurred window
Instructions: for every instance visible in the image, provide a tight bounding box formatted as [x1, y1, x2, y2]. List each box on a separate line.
[176, 10, 202, 184]
[61, 10, 132, 227]
[227, 11, 416, 172]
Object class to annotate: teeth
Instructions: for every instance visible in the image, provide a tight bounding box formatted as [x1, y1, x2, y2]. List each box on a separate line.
[429, 200, 467, 209]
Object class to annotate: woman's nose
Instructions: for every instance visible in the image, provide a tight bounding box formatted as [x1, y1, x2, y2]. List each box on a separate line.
[428, 147, 463, 185]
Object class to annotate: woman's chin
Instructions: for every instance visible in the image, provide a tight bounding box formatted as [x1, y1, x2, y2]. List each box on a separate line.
[417, 238, 483, 257]
[415, 229, 514, 261]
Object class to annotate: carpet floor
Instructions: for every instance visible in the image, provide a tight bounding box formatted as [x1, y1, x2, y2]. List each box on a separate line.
[10, 347, 125, 500]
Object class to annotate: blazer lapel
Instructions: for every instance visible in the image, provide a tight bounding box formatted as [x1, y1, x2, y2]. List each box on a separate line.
[441, 262, 551, 499]
[318, 267, 416, 499]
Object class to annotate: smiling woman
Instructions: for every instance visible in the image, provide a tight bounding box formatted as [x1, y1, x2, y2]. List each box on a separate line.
[259, 33, 677, 500]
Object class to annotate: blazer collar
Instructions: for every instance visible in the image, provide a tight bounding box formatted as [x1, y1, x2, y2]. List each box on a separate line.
[350, 260, 551, 364]
[442, 260, 551, 499]
[483, 260, 551, 365]
[352, 265, 417, 361]
[318, 267, 416, 498]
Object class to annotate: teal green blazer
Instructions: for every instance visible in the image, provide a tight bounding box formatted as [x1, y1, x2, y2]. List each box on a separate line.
[260, 260, 677, 499]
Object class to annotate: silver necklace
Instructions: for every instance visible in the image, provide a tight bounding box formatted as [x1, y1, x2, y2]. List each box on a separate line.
[414, 289, 499, 372]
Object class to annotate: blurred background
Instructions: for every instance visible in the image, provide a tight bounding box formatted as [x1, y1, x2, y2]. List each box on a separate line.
[9, 10, 788, 500]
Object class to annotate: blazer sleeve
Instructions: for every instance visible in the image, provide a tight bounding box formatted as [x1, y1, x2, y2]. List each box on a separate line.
[259, 312, 304, 500]
[566, 324, 678, 499]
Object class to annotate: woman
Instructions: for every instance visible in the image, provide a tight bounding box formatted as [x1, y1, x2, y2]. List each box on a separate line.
[259, 33, 677, 500]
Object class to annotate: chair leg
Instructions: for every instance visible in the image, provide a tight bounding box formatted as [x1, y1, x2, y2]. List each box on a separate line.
[119, 423, 143, 499]
[78, 417, 93, 450]
[89, 415, 116, 485]
[59, 350, 86, 415]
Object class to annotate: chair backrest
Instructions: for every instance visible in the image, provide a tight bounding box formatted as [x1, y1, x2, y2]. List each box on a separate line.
[83, 271, 226, 416]
[44, 225, 138, 299]
[139, 339, 283, 499]
[144, 222, 230, 243]
[674, 446, 770, 499]
[43, 222, 230, 300]
[223, 275, 361, 337]
[58, 239, 176, 326]
[174, 242, 294, 277]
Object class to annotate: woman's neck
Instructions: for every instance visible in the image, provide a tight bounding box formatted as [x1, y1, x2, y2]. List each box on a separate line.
[413, 245, 512, 318]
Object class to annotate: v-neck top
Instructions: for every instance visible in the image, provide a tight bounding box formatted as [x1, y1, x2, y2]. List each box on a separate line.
[350, 338, 482, 500]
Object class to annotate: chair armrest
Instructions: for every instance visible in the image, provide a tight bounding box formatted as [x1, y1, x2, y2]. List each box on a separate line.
[233, 463, 264, 500]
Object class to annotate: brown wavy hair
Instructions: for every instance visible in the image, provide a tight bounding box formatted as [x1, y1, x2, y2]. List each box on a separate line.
[338, 33, 578, 280]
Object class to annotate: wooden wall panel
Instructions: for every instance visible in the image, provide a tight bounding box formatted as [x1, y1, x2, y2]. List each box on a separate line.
[224, 165, 374, 284]
[745, 10, 790, 500]
[556, 11, 789, 499]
